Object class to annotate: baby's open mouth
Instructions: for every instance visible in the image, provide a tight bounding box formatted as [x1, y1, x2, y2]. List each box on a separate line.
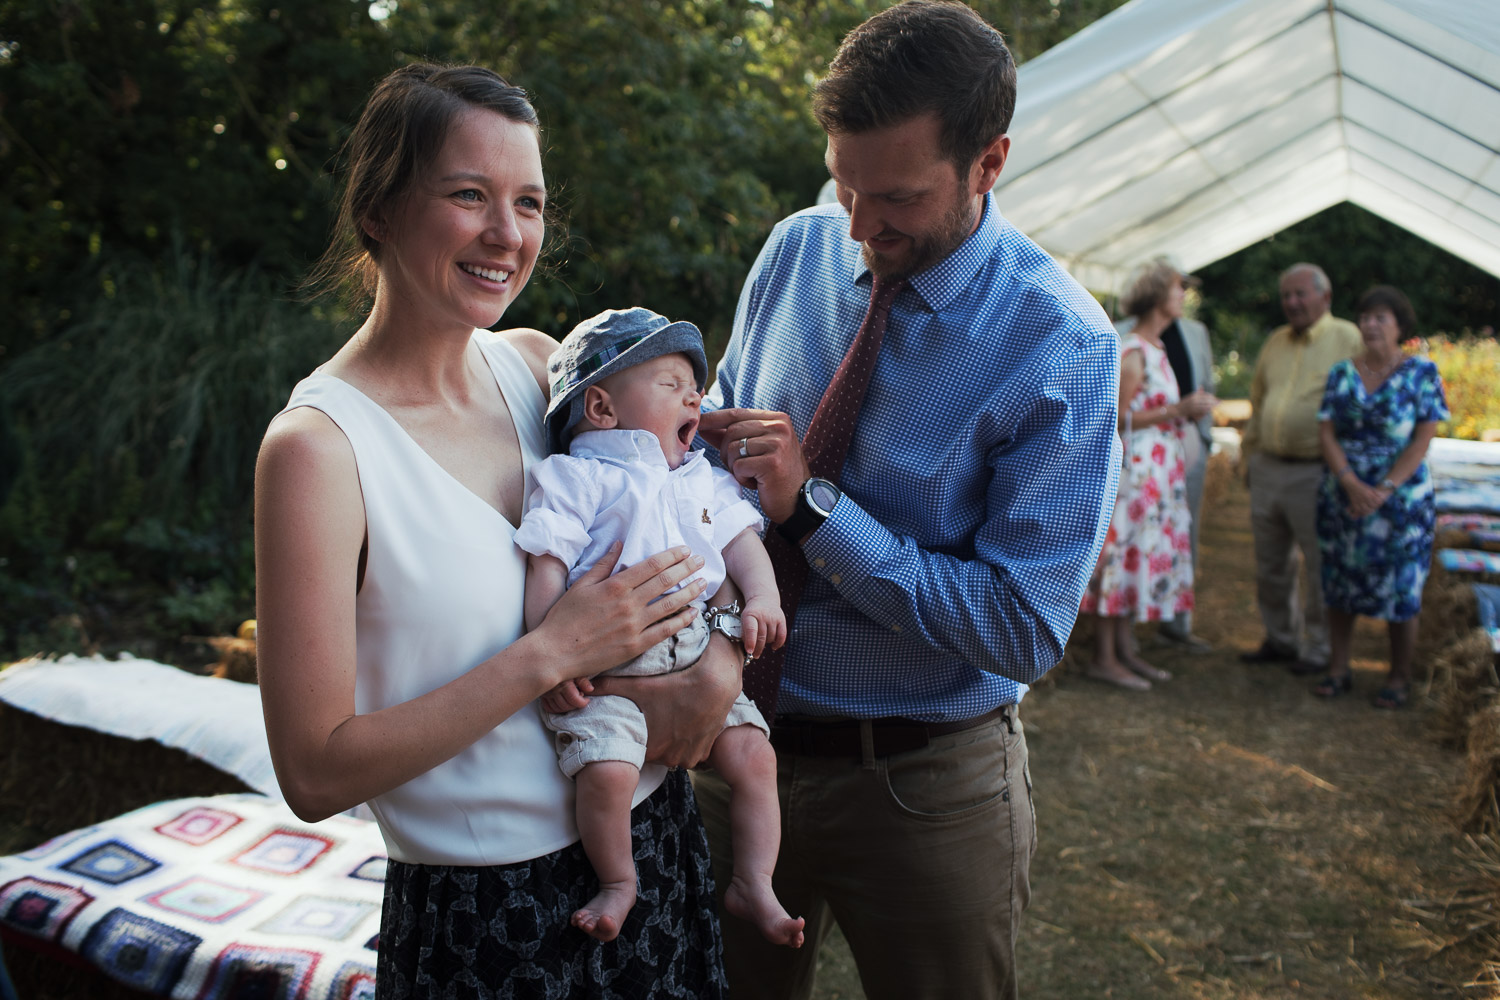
[677, 417, 698, 448]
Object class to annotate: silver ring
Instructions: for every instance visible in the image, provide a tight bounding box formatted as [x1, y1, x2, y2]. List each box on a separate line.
[738, 437, 749, 458]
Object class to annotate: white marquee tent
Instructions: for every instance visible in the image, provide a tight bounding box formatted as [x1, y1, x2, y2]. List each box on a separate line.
[996, 0, 1500, 293]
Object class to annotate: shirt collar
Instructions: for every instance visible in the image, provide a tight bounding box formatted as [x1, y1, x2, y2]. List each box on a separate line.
[1290, 310, 1338, 341]
[848, 191, 1004, 312]
[568, 427, 701, 471]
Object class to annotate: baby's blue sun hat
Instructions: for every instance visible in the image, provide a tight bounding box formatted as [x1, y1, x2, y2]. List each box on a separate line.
[545, 307, 709, 453]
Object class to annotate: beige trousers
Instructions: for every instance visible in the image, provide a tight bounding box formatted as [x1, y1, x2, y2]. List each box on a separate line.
[1248, 451, 1329, 664]
[693, 711, 1034, 1000]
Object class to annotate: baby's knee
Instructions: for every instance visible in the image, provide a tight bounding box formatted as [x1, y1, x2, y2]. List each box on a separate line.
[711, 724, 777, 782]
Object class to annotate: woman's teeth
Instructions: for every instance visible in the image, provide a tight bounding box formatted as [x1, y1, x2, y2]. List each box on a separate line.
[460, 263, 508, 283]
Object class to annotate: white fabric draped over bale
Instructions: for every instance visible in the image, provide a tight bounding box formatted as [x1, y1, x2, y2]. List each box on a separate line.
[0, 654, 279, 799]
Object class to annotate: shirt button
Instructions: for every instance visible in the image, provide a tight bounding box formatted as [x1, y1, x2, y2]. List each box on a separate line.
[813, 558, 826, 569]
[891, 624, 902, 633]
[829, 573, 842, 586]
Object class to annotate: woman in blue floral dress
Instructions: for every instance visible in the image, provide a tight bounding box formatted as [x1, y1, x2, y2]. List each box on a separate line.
[1313, 286, 1448, 708]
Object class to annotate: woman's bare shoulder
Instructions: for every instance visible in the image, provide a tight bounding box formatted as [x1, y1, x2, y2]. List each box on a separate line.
[498, 327, 559, 398]
[258, 405, 360, 504]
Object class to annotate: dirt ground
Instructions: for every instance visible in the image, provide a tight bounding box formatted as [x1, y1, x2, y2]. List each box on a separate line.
[811, 473, 1494, 999]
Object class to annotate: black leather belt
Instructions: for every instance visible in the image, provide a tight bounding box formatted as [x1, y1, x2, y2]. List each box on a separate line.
[1267, 453, 1322, 464]
[770, 705, 1011, 759]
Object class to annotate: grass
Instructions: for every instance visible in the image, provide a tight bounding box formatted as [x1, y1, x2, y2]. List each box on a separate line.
[809, 471, 1491, 1000]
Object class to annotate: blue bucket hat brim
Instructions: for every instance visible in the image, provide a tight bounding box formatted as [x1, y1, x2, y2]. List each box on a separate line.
[544, 307, 709, 453]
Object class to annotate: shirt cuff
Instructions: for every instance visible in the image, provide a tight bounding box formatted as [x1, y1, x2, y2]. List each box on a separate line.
[513, 509, 592, 568]
[799, 494, 895, 597]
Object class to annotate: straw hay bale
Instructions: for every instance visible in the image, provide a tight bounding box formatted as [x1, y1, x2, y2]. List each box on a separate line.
[1202, 450, 1232, 514]
[0, 701, 253, 856]
[1419, 567, 1480, 668]
[1430, 630, 1500, 750]
[1458, 706, 1500, 834]
[1436, 527, 1478, 552]
[206, 635, 258, 683]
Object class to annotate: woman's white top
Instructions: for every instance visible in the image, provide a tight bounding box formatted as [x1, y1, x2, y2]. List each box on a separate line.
[278, 331, 665, 866]
[514, 428, 762, 598]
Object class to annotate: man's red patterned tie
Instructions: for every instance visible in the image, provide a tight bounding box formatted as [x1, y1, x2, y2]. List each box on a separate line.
[743, 275, 908, 722]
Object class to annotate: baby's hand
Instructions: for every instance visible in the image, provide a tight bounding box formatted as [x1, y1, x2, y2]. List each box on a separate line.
[541, 677, 594, 715]
[741, 598, 787, 660]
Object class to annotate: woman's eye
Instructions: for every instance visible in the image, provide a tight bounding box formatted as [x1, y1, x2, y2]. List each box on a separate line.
[519, 195, 543, 212]
[455, 189, 481, 202]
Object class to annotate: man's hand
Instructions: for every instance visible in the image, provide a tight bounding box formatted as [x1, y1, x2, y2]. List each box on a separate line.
[590, 634, 744, 769]
[699, 408, 811, 524]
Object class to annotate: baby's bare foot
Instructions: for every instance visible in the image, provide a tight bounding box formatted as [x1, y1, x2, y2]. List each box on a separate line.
[572, 880, 636, 943]
[725, 873, 805, 948]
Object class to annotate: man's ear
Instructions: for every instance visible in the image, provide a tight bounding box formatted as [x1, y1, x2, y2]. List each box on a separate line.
[582, 385, 617, 430]
[971, 134, 1011, 195]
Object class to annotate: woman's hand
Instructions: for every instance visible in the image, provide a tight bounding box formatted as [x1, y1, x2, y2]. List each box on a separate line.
[1343, 478, 1389, 519]
[592, 634, 744, 769]
[1178, 389, 1219, 421]
[532, 541, 708, 686]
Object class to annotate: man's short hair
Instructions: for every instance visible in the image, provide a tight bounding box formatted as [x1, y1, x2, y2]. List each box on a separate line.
[813, 0, 1016, 170]
[1355, 285, 1418, 337]
[1280, 262, 1331, 296]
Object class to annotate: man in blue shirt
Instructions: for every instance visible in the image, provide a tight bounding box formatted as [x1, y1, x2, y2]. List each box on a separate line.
[695, 2, 1120, 996]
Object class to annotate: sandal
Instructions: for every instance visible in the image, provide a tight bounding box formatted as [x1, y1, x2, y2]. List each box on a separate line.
[1312, 672, 1353, 698]
[1372, 685, 1409, 710]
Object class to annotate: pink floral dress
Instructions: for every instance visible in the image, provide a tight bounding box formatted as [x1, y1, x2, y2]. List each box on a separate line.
[1081, 334, 1194, 622]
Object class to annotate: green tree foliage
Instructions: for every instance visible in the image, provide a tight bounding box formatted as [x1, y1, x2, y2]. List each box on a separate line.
[0, 0, 396, 360]
[1196, 203, 1500, 395]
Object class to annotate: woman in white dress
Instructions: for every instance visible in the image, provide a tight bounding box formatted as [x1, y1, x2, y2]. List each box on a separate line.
[254, 64, 741, 997]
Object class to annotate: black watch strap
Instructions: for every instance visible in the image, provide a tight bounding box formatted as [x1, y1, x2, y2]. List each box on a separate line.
[775, 478, 837, 543]
[776, 498, 824, 543]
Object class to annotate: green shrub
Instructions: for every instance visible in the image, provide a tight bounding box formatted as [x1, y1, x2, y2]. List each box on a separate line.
[0, 246, 349, 659]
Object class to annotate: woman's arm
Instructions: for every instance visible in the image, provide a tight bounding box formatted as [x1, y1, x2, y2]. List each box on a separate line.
[1320, 418, 1381, 518]
[1382, 421, 1440, 487]
[255, 410, 707, 821]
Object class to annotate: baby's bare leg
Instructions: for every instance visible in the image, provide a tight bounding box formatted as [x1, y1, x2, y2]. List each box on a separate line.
[709, 725, 805, 948]
[573, 760, 641, 942]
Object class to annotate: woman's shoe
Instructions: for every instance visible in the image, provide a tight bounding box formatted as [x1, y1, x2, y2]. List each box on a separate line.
[1312, 672, 1353, 698]
[1372, 685, 1410, 709]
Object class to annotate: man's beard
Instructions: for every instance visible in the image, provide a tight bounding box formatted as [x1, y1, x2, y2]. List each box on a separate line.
[862, 192, 978, 281]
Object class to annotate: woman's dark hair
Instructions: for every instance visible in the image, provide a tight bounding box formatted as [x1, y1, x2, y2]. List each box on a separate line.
[813, 0, 1016, 171]
[1355, 285, 1417, 337]
[310, 63, 541, 303]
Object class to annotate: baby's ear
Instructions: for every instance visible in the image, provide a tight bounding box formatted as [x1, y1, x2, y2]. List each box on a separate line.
[582, 385, 617, 429]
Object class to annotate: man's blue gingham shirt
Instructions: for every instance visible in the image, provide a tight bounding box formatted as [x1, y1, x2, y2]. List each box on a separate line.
[704, 192, 1121, 721]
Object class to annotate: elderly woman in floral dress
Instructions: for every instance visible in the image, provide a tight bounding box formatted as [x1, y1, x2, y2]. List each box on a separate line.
[1081, 260, 1217, 690]
[1312, 285, 1448, 709]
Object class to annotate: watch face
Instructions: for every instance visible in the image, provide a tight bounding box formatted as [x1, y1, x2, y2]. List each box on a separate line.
[807, 479, 841, 517]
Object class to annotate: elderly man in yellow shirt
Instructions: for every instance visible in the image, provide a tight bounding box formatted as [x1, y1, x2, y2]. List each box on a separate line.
[1240, 263, 1361, 673]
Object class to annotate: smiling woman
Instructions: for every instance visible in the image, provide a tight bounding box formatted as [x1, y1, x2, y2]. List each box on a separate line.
[252, 63, 735, 998]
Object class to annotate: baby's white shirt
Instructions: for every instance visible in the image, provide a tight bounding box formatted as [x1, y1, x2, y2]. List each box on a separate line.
[515, 428, 763, 600]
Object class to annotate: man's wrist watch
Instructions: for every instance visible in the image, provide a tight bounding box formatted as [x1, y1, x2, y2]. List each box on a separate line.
[704, 601, 751, 666]
[775, 477, 842, 543]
